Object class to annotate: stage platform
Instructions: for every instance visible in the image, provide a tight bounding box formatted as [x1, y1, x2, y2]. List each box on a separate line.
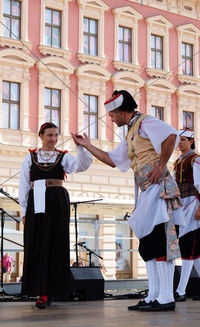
[0, 298, 199, 327]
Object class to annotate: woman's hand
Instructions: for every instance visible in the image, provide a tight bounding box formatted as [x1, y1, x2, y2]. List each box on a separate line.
[22, 216, 26, 225]
[194, 205, 200, 220]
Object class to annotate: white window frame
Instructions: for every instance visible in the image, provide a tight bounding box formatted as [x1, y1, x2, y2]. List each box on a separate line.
[36, 56, 74, 138]
[145, 79, 176, 126]
[77, 0, 109, 66]
[0, 48, 35, 144]
[39, 0, 71, 59]
[112, 6, 143, 73]
[176, 85, 200, 152]
[176, 23, 200, 84]
[76, 64, 110, 141]
[0, 0, 30, 51]
[145, 15, 172, 79]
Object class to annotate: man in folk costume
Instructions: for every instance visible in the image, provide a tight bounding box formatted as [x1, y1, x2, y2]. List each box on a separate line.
[71, 90, 184, 312]
[174, 129, 200, 302]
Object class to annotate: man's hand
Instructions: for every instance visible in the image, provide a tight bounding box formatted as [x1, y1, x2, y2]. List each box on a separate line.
[71, 132, 91, 149]
[22, 216, 25, 225]
[147, 134, 176, 184]
[147, 163, 166, 184]
[194, 205, 200, 220]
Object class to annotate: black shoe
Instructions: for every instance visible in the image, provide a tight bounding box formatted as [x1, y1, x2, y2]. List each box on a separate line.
[174, 292, 186, 302]
[47, 297, 52, 306]
[128, 300, 151, 311]
[35, 297, 49, 309]
[140, 300, 176, 312]
[192, 295, 200, 301]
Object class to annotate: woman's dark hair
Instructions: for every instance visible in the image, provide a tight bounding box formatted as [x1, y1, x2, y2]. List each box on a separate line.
[184, 127, 195, 150]
[38, 122, 58, 136]
[188, 138, 195, 150]
[112, 90, 137, 112]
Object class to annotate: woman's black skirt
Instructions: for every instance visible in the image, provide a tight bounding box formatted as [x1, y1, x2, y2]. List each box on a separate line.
[22, 186, 70, 297]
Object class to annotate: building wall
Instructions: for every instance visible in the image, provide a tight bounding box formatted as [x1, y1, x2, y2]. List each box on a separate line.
[0, 0, 200, 280]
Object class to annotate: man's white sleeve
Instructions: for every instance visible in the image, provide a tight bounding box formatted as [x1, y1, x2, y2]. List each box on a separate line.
[108, 138, 131, 172]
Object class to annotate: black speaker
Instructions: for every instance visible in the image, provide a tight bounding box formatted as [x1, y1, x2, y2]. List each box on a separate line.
[174, 265, 200, 297]
[69, 267, 104, 301]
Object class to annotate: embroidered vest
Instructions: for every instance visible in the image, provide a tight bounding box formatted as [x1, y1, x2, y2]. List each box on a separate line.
[30, 150, 66, 182]
[174, 153, 200, 199]
[126, 114, 160, 172]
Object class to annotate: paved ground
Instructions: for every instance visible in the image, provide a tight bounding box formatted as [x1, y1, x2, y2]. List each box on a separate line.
[0, 298, 200, 327]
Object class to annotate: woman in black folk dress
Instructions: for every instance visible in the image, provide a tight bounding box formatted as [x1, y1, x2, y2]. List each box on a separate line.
[19, 122, 93, 308]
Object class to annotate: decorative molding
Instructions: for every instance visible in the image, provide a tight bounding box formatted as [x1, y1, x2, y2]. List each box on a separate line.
[146, 67, 173, 79]
[77, 53, 107, 66]
[128, 0, 200, 19]
[112, 61, 141, 73]
[0, 37, 31, 51]
[177, 74, 200, 85]
[38, 45, 71, 60]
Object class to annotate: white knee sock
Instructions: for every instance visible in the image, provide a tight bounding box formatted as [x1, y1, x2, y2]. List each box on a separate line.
[194, 258, 200, 276]
[156, 260, 175, 304]
[145, 259, 159, 303]
[176, 260, 193, 295]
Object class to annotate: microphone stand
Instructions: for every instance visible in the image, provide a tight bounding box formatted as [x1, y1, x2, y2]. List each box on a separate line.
[79, 243, 103, 267]
[0, 188, 20, 296]
[0, 188, 19, 205]
[71, 198, 103, 265]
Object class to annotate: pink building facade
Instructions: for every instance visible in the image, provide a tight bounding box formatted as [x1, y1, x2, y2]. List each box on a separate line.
[1, 0, 200, 280]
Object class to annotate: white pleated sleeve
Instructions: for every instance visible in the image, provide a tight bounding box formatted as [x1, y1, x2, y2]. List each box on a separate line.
[108, 138, 131, 172]
[193, 157, 200, 193]
[61, 146, 93, 173]
[19, 153, 32, 217]
[139, 116, 179, 154]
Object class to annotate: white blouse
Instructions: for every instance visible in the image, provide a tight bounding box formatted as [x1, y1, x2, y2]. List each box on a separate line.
[19, 146, 93, 216]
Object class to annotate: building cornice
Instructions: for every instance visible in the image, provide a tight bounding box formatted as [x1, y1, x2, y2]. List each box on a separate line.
[128, 0, 200, 20]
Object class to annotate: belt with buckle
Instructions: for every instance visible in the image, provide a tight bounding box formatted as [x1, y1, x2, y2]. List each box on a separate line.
[31, 179, 63, 188]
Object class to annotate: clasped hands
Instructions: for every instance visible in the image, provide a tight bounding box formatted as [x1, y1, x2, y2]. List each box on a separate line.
[71, 132, 90, 148]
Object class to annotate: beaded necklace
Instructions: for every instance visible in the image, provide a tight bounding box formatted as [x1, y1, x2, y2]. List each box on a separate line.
[31, 149, 63, 171]
[38, 149, 57, 166]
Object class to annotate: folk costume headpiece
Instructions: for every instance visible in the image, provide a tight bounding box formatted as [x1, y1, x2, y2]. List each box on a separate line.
[104, 90, 137, 113]
[178, 128, 195, 150]
[178, 129, 194, 139]
[38, 122, 58, 135]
